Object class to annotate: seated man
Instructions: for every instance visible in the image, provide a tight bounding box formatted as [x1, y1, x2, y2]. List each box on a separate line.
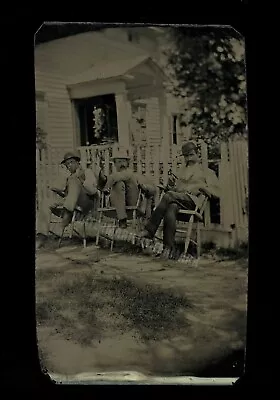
[139, 141, 220, 256]
[36, 151, 99, 249]
[97, 147, 157, 229]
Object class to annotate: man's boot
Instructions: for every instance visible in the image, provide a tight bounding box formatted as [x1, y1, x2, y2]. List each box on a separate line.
[119, 218, 127, 229]
[61, 209, 73, 229]
[36, 233, 48, 250]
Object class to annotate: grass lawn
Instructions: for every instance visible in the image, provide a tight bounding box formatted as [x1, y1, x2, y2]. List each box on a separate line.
[36, 239, 248, 379]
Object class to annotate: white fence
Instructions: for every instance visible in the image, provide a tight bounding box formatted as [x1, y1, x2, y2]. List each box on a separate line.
[36, 138, 248, 246]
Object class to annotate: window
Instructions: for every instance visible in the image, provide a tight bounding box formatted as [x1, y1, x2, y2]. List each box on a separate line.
[75, 94, 118, 146]
[131, 102, 147, 144]
[170, 113, 183, 145]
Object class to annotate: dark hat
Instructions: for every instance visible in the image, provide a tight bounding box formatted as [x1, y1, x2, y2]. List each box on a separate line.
[181, 141, 198, 156]
[61, 151, 80, 164]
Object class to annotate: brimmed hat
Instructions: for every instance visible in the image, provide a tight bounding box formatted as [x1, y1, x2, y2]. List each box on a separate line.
[61, 151, 81, 164]
[111, 147, 131, 161]
[181, 141, 198, 156]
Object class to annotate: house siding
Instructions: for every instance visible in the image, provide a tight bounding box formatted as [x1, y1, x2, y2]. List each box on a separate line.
[146, 97, 161, 146]
[35, 29, 183, 152]
[35, 70, 74, 151]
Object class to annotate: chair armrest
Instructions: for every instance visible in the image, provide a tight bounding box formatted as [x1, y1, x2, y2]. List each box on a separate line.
[178, 209, 204, 221]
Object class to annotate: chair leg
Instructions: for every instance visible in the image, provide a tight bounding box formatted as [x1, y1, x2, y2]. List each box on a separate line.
[69, 211, 76, 239]
[58, 227, 65, 248]
[83, 221, 86, 248]
[95, 211, 102, 246]
[111, 219, 117, 251]
[47, 210, 52, 235]
[184, 216, 194, 255]
[132, 209, 137, 230]
[197, 222, 201, 259]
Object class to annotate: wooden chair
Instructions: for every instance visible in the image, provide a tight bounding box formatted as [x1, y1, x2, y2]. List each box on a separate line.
[176, 194, 209, 258]
[48, 186, 99, 249]
[157, 186, 209, 258]
[95, 189, 143, 250]
[48, 204, 98, 249]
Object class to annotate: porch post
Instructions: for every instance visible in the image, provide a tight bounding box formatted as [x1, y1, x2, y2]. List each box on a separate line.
[158, 90, 170, 182]
[115, 89, 131, 148]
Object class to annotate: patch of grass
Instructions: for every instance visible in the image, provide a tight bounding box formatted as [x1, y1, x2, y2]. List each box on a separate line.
[201, 241, 217, 253]
[36, 269, 64, 281]
[103, 277, 192, 341]
[216, 242, 248, 260]
[36, 299, 62, 324]
[38, 272, 193, 344]
[57, 272, 95, 297]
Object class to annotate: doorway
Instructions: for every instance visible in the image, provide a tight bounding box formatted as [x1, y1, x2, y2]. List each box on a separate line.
[75, 94, 118, 146]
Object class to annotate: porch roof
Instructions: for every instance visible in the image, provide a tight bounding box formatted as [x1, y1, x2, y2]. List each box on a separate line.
[67, 55, 167, 86]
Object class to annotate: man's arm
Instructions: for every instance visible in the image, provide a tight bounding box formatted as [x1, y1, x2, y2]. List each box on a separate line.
[50, 168, 69, 192]
[83, 168, 99, 195]
[97, 169, 108, 190]
[75, 167, 86, 184]
[202, 169, 221, 198]
[136, 174, 157, 197]
[102, 170, 133, 191]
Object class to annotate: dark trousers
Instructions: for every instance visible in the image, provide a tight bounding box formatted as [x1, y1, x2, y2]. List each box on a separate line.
[145, 191, 195, 248]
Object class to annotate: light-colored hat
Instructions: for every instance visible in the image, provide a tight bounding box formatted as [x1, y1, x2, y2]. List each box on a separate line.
[111, 147, 131, 160]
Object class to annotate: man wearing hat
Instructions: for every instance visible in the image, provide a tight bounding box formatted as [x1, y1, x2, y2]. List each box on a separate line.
[139, 141, 220, 256]
[98, 146, 157, 229]
[36, 151, 99, 249]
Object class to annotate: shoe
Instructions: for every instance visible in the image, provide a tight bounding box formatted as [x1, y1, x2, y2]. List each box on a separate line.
[119, 219, 127, 229]
[50, 188, 66, 198]
[36, 234, 48, 250]
[138, 230, 154, 239]
[61, 209, 73, 228]
[50, 205, 64, 218]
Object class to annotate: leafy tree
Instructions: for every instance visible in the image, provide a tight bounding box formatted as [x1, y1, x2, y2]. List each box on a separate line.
[163, 27, 247, 157]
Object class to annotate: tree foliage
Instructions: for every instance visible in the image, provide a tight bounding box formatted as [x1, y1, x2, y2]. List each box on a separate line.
[163, 27, 247, 155]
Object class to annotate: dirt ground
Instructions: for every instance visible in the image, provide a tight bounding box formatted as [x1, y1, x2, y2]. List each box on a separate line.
[35, 238, 248, 382]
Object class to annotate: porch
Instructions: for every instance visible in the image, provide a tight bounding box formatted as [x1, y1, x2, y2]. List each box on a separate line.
[67, 55, 170, 157]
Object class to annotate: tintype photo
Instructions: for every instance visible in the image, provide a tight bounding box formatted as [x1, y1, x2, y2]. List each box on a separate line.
[35, 22, 248, 384]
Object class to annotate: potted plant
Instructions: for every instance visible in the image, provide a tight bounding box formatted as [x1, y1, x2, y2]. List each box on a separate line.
[36, 125, 47, 150]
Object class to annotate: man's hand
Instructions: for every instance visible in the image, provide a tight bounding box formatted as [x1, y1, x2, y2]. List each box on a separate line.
[199, 186, 212, 198]
[101, 188, 110, 195]
[167, 175, 176, 187]
[75, 168, 86, 183]
[138, 182, 149, 195]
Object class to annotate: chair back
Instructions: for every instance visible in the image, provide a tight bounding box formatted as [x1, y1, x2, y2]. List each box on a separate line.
[195, 194, 208, 217]
[99, 191, 110, 208]
[177, 193, 209, 223]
